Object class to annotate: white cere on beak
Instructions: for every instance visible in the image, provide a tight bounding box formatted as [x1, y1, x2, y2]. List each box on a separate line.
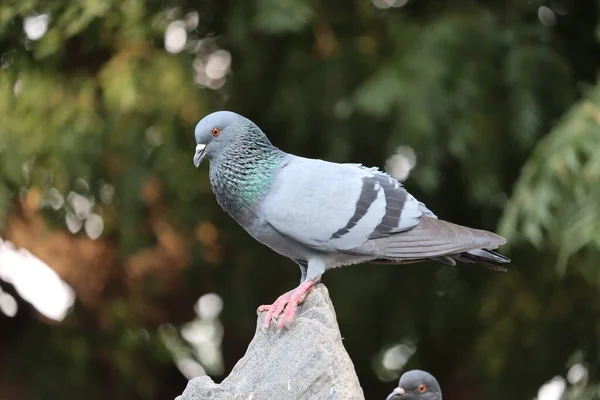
[386, 387, 406, 400]
[193, 144, 207, 167]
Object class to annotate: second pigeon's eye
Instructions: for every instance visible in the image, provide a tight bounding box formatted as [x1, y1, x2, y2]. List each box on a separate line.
[418, 385, 427, 393]
[212, 128, 220, 137]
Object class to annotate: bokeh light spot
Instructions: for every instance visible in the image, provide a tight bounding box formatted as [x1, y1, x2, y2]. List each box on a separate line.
[84, 213, 104, 240]
[165, 21, 187, 53]
[0, 292, 18, 317]
[537, 376, 566, 400]
[23, 14, 50, 41]
[538, 6, 557, 27]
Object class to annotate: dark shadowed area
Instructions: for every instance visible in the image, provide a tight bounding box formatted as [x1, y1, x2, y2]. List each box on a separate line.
[1, 0, 599, 399]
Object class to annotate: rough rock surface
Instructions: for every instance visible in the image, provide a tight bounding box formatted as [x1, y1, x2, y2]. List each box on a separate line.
[176, 284, 365, 400]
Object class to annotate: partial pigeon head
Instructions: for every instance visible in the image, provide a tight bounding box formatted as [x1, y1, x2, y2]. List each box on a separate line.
[193, 111, 270, 167]
[386, 370, 442, 400]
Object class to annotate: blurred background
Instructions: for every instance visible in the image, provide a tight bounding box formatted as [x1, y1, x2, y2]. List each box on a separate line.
[0, 0, 599, 399]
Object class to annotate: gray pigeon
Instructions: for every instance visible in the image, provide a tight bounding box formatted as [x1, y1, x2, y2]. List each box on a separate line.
[386, 370, 442, 400]
[193, 111, 510, 329]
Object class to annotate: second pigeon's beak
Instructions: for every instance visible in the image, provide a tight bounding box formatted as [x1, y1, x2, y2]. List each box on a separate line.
[193, 144, 207, 167]
[386, 387, 406, 400]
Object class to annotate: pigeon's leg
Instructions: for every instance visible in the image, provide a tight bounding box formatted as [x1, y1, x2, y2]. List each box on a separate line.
[276, 278, 319, 329]
[258, 289, 295, 328]
[258, 259, 325, 329]
[275, 258, 325, 329]
[257, 260, 308, 328]
[296, 259, 308, 283]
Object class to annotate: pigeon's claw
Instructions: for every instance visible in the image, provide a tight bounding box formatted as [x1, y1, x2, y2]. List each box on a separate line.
[258, 289, 293, 328]
[258, 279, 318, 329]
[276, 279, 316, 329]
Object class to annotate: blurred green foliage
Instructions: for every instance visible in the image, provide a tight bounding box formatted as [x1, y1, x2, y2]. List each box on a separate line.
[1, 0, 600, 399]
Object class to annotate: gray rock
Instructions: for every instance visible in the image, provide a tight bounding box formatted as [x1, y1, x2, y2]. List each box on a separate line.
[176, 284, 365, 400]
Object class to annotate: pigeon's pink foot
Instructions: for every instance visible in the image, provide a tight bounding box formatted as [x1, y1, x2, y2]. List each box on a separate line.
[276, 279, 317, 329]
[258, 289, 293, 328]
[258, 279, 318, 329]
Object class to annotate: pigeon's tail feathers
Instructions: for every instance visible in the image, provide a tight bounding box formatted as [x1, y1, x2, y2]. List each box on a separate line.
[369, 216, 509, 271]
[449, 249, 510, 271]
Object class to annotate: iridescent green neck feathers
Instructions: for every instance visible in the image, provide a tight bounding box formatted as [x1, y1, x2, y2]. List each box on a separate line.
[209, 128, 283, 223]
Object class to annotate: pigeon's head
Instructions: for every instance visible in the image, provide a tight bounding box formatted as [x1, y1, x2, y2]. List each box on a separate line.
[193, 111, 265, 167]
[386, 370, 442, 400]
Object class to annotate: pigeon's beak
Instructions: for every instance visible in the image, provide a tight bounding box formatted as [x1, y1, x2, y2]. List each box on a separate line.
[386, 387, 407, 400]
[193, 144, 207, 167]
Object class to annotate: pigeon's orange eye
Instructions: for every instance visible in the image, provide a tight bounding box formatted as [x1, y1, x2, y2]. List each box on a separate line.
[212, 128, 220, 137]
[418, 385, 427, 393]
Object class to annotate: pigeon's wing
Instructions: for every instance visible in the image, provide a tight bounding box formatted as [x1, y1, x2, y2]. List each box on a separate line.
[262, 156, 506, 260]
[261, 157, 429, 252]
